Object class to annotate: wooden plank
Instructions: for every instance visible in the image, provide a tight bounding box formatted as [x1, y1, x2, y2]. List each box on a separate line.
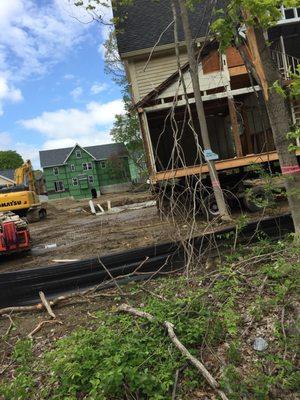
[225, 47, 245, 68]
[228, 97, 243, 157]
[145, 86, 261, 113]
[202, 50, 221, 74]
[150, 150, 300, 183]
[229, 65, 248, 76]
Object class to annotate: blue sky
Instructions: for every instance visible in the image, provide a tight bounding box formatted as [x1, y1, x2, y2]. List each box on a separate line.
[0, 0, 123, 168]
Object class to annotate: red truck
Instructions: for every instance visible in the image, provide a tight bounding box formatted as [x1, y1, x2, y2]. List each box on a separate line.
[0, 212, 31, 255]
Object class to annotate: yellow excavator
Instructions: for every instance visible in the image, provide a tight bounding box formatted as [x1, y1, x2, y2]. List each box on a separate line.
[0, 160, 47, 222]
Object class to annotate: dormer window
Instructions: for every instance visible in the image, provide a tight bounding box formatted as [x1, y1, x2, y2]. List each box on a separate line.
[76, 150, 82, 158]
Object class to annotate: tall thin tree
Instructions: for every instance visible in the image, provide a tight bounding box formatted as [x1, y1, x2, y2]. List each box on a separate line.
[178, 0, 230, 220]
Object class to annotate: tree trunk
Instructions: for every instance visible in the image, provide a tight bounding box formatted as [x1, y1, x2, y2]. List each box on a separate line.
[178, 0, 230, 220]
[253, 27, 300, 233]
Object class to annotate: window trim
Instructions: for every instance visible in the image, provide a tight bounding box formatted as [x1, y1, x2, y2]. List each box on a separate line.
[88, 175, 94, 183]
[72, 177, 78, 186]
[54, 181, 65, 192]
[53, 167, 59, 176]
[75, 150, 82, 158]
[82, 162, 93, 171]
[70, 164, 75, 172]
[100, 160, 107, 169]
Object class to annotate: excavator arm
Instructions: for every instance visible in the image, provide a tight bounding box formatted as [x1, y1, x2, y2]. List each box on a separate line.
[14, 160, 38, 193]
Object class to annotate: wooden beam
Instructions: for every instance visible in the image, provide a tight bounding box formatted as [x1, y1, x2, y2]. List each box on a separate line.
[138, 112, 156, 175]
[229, 65, 248, 76]
[150, 150, 300, 183]
[241, 106, 254, 154]
[145, 86, 261, 113]
[228, 97, 243, 157]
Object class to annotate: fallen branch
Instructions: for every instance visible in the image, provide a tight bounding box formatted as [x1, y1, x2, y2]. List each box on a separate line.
[2, 314, 14, 337]
[117, 303, 229, 400]
[0, 304, 43, 315]
[28, 319, 62, 339]
[172, 368, 180, 400]
[140, 287, 167, 301]
[39, 291, 56, 319]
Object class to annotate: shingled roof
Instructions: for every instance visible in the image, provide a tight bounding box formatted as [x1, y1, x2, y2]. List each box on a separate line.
[114, 0, 225, 56]
[0, 169, 14, 182]
[39, 143, 127, 168]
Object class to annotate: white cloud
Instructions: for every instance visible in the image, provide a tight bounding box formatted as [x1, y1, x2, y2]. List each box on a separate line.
[90, 82, 108, 95]
[0, 132, 40, 167]
[0, 131, 12, 146]
[0, 76, 23, 115]
[19, 99, 124, 151]
[70, 86, 83, 100]
[64, 73, 75, 80]
[0, 0, 111, 115]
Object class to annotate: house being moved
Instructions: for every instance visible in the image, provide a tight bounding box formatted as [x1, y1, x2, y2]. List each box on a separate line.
[114, 1, 300, 193]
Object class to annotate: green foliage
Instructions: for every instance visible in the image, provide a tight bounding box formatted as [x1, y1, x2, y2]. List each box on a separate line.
[1, 240, 299, 399]
[0, 339, 35, 400]
[110, 94, 146, 173]
[286, 127, 300, 152]
[272, 80, 287, 98]
[0, 150, 23, 170]
[290, 64, 300, 98]
[211, 0, 299, 49]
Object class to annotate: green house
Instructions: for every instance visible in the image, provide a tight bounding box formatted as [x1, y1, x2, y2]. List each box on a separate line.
[39, 143, 132, 200]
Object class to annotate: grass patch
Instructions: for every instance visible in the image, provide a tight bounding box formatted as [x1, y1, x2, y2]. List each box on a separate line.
[0, 239, 299, 399]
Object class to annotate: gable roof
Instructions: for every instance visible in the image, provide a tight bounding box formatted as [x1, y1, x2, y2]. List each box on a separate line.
[39, 143, 128, 168]
[0, 169, 15, 182]
[114, 0, 226, 56]
[63, 144, 96, 164]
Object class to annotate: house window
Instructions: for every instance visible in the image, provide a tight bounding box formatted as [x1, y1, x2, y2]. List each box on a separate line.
[279, 6, 300, 20]
[100, 160, 106, 169]
[88, 175, 94, 183]
[72, 178, 78, 186]
[82, 162, 93, 170]
[53, 167, 59, 175]
[70, 164, 75, 172]
[54, 181, 65, 192]
[76, 150, 82, 158]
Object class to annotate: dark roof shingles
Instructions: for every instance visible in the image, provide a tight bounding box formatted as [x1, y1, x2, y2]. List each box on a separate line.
[0, 169, 14, 181]
[114, 0, 224, 55]
[39, 143, 127, 168]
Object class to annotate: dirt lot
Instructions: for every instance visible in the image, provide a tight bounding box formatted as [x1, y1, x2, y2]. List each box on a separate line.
[0, 190, 290, 273]
[0, 191, 177, 272]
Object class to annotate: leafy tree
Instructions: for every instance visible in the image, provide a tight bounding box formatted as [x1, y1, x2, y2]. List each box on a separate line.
[110, 94, 146, 172]
[0, 150, 23, 170]
[102, 29, 127, 87]
[210, 0, 300, 233]
[102, 26, 146, 174]
[74, 1, 146, 176]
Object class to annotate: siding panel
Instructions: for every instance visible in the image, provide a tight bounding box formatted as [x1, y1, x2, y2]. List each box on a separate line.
[133, 53, 188, 99]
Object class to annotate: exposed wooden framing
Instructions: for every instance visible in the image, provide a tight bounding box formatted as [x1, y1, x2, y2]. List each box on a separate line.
[228, 96, 243, 157]
[150, 150, 300, 183]
[229, 65, 248, 76]
[138, 111, 156, 174]
[144, 86, 261, 113]
[241, 106, 254, 154]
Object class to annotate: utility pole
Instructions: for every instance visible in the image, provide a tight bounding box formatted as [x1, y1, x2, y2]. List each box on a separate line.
[178, 0, 230, 220]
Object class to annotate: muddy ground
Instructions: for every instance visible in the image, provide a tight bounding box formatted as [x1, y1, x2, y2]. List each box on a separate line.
[0, 191, 170, 272]
[0, 190, 290, 273]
